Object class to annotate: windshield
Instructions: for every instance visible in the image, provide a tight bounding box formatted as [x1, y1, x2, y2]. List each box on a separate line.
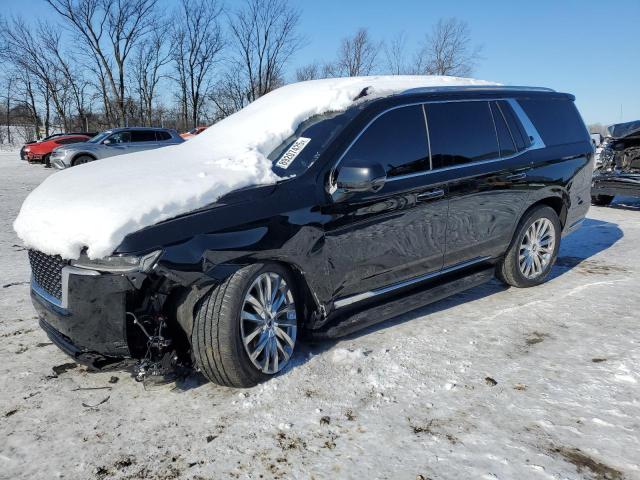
[269, 108, 359, 177]
[88, 131, 112, 144]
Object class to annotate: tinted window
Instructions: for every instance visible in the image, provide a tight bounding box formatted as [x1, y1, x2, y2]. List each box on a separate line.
[518, 98, 589, 146]
[131, 130, 157, 142]
[107, 131, 131, 144]
[490, 102, 516, 157]
[426, 101, 499, 168]
[341, 105, 429, 178]
[497, 101, 529, 151]
[156, 131, 172, 141]
[269, 108, 359, 177]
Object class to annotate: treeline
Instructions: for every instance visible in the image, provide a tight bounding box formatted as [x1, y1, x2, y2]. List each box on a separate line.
[0, 0, 481, 141]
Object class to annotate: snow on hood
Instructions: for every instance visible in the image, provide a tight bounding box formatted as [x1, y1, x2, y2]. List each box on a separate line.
[14, 75, 497, 259]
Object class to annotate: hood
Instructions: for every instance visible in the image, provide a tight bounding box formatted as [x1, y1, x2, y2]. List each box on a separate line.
[14, 75, 498, 260]
[607, 120, 640, 139]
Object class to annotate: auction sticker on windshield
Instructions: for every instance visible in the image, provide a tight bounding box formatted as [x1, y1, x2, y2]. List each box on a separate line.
[275, 137, 311, 169]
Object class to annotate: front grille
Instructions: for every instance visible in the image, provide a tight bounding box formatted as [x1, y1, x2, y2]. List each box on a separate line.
[28, 250, 66, 301]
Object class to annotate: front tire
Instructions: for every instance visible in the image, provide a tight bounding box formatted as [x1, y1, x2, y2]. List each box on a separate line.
[497, 205, 561, 288]
[591, 194, 614, 206]
[72, 155, 93, 166]
[192, 263, 299, 388]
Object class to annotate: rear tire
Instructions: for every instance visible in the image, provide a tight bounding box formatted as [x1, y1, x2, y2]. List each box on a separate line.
[496, 205, 561, 288]
[591, 194, 614, 206]
[192, 263, 299, 388]
[72, 155, 93, 166]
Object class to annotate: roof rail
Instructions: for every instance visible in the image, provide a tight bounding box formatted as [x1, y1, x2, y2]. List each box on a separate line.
[400, 85, 556, 95]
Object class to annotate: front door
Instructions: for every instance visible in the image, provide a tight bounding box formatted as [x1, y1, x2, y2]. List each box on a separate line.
[322, 104, 449, 304]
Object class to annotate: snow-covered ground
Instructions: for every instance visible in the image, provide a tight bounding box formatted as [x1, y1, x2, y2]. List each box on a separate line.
[1, 150, 639, 480]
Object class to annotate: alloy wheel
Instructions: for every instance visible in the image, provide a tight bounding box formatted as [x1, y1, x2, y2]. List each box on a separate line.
[240, 272, 297, 375]
[518, 218, 556, 279]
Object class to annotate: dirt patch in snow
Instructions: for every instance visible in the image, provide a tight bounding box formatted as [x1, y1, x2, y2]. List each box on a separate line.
[548, 445, 624, 480]
[555, 256, 629, 275]
[525, 331, 549, 346]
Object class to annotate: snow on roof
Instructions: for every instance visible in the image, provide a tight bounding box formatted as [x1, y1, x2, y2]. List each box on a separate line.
[14, 75, 497, 259]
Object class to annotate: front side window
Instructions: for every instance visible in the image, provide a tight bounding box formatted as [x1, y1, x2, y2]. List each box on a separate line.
[156, 131, 172, 141]
[340, 105, 429, 178]
[425, 101, 499, 169]
[107, 131, 131, 144]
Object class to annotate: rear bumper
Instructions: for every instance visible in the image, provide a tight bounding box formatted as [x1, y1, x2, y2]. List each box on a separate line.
[592, 173, 640, 198]
[31, 270, 135, 362]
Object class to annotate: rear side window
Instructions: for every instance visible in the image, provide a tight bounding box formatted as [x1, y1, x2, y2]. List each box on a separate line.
[156, 131, 172, 141]
[490, 102, 516, 157]
[425, 101, 499, 168]
[131, 130, 157, 142]
[341, 105, 429, 178]
[518, 98, 589, 146]
[496, 100, 529, 151]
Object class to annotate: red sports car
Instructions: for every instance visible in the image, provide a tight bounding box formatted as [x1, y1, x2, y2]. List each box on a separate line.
[23, 135, 91, 165]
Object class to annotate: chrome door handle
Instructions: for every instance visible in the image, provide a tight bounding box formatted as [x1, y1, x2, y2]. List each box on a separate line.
[505, 173, 527, 181]
[417, 189, 445, 201]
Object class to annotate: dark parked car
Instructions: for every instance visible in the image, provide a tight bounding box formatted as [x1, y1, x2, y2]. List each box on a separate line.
[29, 86, 592, 387]
[50, 127, 184, 168]
[591, 120, 640, 205]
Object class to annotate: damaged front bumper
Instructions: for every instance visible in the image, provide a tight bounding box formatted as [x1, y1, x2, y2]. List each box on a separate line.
[31, 268, 136, 368]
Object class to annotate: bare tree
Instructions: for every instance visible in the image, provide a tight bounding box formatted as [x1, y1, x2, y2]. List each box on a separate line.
[46, 0, 158, 126]
[210, 70, 250, 120]
[0, 18, 72, 130]
[384, 32, 411, 75]
[134, 21, 171, 126]
[326, 28, 380, 77]
[295, 62, 321, 82]
[229, 0, 303, 103]
[171, 0, 224, 129]
[416, 18, 482, 76]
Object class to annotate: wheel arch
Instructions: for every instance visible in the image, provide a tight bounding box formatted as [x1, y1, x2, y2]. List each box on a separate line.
[533, 196, 568, 228]
[72, 152, 97, 165]
[171, 259, 321, 339]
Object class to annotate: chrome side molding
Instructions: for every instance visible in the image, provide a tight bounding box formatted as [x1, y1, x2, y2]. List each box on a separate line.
[333, 256, 492, 309]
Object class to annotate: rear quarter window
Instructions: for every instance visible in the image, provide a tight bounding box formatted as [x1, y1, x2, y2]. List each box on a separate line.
[518, 98, 589, 146]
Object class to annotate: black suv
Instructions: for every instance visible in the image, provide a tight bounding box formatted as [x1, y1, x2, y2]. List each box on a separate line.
[30, 86, 593, 387]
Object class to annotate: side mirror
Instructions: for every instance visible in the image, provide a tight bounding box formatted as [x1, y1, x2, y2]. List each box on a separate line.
[333, 162, 386, 198]
[103, 139, 112, 145]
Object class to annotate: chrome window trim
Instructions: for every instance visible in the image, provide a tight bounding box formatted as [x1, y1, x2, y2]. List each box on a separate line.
[507, 98, 545, 150]
[333, 256, 491, 309]
[328, 97, 546, 189]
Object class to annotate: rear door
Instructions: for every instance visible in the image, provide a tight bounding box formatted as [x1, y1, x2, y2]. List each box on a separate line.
[423, 100, 533, 267]
[323, 104, 449, 304]
[128, 130, 160, 152]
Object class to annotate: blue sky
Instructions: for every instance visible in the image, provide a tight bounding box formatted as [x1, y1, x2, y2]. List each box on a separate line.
[4, 0, 639, 125]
